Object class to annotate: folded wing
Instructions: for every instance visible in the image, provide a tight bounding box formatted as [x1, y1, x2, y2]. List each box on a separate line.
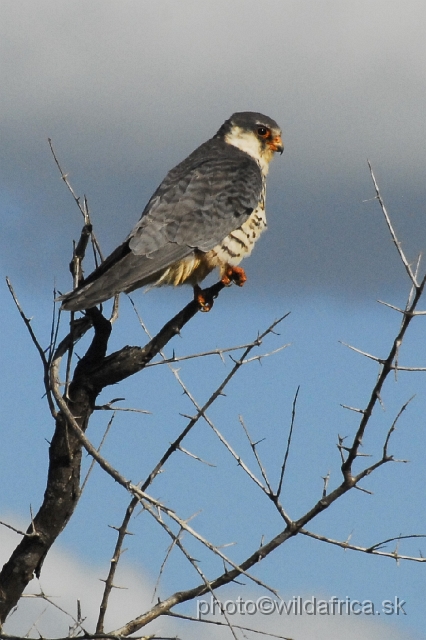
[59, 138, 262, 311]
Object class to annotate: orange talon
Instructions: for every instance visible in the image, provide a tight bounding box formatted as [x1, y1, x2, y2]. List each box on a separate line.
[194, 285, 214, 312]
[221, 265, 247, 287]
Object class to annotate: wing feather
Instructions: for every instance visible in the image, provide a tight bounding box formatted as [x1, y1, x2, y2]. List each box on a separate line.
[128, 138, 262, 253]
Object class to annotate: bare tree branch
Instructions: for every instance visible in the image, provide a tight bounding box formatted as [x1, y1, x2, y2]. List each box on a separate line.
[5, 277, 56, 417]
[166, 611, 294, 640]
[368, 160, 418, 286]
[276, 386, 299, 498]
[3, 160, 426, 640]
[300, 529, 426, 562]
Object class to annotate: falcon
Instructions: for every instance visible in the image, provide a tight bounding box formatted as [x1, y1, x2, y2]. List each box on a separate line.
[59, 112, 283, 312]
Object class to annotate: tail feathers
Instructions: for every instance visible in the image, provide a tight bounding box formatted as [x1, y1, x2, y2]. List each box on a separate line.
[58, 243, 192, 311]
[58, 241, 132, 311]
[59, 254, 156, 311]
[58, 281, 120, 311]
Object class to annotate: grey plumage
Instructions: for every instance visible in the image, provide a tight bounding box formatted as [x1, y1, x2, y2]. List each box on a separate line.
[59, 112, 282, 311]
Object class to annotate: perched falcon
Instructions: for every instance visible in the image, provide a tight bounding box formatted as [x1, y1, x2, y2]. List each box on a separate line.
[60, 112, 283, 311]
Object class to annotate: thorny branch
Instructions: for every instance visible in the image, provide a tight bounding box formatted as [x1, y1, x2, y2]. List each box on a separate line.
[6, 277, 56, 417]
[95, 313, 290, 630]
[276, 385, 299, 498]
[299, 530, 426, 562]
[143, 506, 241, 640]
[2, 161, 426, 640]
[368, 160, 418, 285]
[48, 138, 103, 269]
[340, 165, 426, 481]
[166, 612, 293, 640]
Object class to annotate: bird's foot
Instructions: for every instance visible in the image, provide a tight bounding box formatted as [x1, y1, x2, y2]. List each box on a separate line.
[221, 265, 247, 287]
[194, 285, 215, 312]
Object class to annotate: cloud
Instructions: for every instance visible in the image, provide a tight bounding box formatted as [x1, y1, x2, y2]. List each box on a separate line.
[0, 517, 155, 637]
[2, 0, 426, 300]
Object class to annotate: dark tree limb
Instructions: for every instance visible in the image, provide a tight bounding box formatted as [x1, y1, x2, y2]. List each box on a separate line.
[80, 281, 226, 392]
[0, 280, 225, 627]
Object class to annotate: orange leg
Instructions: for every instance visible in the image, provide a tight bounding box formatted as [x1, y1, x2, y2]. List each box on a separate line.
[221, 265, 247, 287]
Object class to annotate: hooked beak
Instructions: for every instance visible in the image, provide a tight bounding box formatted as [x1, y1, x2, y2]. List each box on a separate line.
[269, 134, 284, 154]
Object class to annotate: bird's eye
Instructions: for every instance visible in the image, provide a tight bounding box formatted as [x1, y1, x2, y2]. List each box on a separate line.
[257, 126, 269, 137]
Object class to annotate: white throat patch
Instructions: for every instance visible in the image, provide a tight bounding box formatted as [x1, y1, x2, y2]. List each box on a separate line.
[224, 126, 270, 175]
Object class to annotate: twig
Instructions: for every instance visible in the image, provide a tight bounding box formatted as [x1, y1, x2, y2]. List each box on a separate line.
[0, 522, 32, 538]
[94, 401, 150, 414]
[166, 611, 294, 640]
[145, 508, 240, 640]
[48, 139, 88, 221]
[239, 416, 273, 493]
[341, 260, 426, 481]
[48, 138, 104, 292]
[81, 412, 116, 493]
[151, 529, 182, 603]
[5, 277, 56, 417]
[383, 396, 414, 458]
[300, 529, 426, 562]
[177, 445, 216, 467]
[21, 589, 89, 636]
[339, 341, 382, 363]
[96, 497, 138, 634]
[276, 386, 299, 498]
[368, 160, 418, 286]
[6, 276, 47, 367]
[139, 315, 290, 491]
[144, 342, 269, 367]
[322, 472, 330, 498]
[234, 344, 290, 365]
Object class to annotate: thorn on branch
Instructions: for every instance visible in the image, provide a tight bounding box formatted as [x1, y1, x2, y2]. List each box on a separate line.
[354, 484, 373, 495]
[322, 472, 330, 498]
[340, 404, 365, 414]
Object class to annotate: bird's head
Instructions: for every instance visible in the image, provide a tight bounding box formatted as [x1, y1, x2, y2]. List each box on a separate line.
[217, 111, 283, 173]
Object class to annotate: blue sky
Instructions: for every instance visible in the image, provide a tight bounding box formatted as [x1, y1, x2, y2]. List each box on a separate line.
[1, 2, 426, 638]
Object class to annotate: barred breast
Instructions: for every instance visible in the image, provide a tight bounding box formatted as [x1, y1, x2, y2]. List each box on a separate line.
[212, 202, 266, 266]
[205, 179, 267, 273]
[153, 181, 267, 287]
